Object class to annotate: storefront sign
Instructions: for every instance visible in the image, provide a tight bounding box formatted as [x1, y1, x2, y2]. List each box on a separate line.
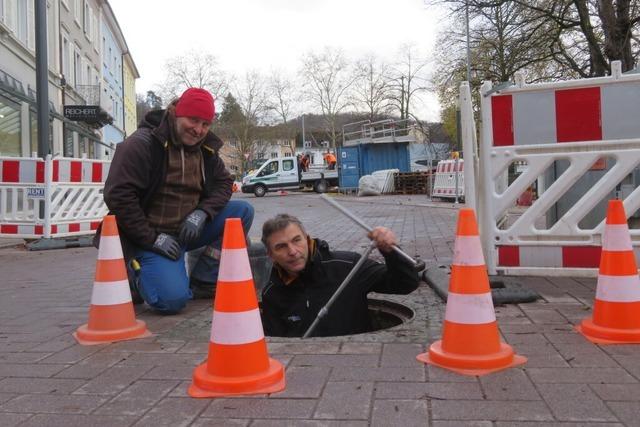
[64, 105, 100, 121]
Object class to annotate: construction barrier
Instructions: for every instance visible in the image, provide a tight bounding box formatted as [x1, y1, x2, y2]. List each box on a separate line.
[432, 159, 464, 199]
[0, 155, 109, 239]
[462, 61, 640, 276]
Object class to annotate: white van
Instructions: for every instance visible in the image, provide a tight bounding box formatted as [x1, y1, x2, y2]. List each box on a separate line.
[241, 156, 338, 197]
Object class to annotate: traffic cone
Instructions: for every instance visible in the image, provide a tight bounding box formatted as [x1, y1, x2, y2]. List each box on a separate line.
[577, 200, 640, 344]
[188, 218, 285, 398]
[417, 208, 526, 375]
[74, 215, 151, 345]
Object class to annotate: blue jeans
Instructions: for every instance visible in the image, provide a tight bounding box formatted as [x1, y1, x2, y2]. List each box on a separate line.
[134, 200, 254, 314]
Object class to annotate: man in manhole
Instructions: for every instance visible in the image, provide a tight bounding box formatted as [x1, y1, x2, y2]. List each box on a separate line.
[260, 213, 419, 337]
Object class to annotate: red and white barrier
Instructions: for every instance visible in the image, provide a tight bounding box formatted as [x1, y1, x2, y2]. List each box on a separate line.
[464, 61, 640, 276]
[0, 155, 109, 239]
[432, 159, 464, 199]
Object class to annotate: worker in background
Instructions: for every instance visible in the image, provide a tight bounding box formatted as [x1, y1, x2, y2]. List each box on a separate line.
[324, 150, 337, 170]
[301, 153, 311, 172]
[260, 213, 419, 337]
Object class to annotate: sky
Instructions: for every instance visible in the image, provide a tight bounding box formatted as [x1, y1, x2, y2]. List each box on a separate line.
[108, 0, 447, 121]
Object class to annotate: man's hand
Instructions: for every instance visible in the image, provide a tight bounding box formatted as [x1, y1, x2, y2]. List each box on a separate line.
[179, 209, 208, 246]
[368, 227, 397, 254]
[152, 233, 181, 260]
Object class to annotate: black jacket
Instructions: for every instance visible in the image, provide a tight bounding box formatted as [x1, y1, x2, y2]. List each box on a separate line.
[102, 107, 232, 250]
[261, 239, 419, 337]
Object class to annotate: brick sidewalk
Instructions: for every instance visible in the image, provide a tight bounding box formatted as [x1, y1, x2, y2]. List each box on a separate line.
[0, 193, 637, 426]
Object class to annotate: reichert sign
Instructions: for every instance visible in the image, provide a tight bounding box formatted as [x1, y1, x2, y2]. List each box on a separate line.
[63, 105, 100, 121]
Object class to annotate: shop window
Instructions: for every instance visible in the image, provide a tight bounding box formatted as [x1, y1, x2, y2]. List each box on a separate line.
[63, 127, 74, 157]
[29, 110, 53, 156]
[0, 96, 21, 156]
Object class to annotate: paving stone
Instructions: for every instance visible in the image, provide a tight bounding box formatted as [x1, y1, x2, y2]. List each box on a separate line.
[432, 400, 554, 421]
[0, 377, 85, 394]
[0, 363, 68, 378]
[537, 383, 617, 422]
[140, 365, 194, 381]
[268, 342, 341, 355]
[496, 422, 623, 427]
[339, 342, 382, 354]
[0, 413, 32, 426]
[554, 343, 620, 368]
[0, 393, 17, 404]
[39, 344, 103, 364]
[374, 381, 483, 400]
[17, 414, 137, 427]
[314, 382, 373, 420]
[270, 366, 330, 398]
[133, 397, 209, 426]
[370, 399, 428, 426]
[0, 342, 35, 352]
[433, 422, 493, 427]
[480, 369, 541, 400]
[203, 398, 316, 419]
[590, 383, 640, 401]
[609, 355, 640, 379]
[175, 341, 208, 354]
[74, 364, 153, 395]
[291, 354, 379, 367]
[250, 421, 367, 427]
[101, 340, 185, 353]
[426, 365, 478, 382]
[117, 352, 204, 366]
[190, 419, 249, 427]
[94, 379, 179, 416]
[526, 367, 637, 383]
[54, 352, 130, 379]
[607, 401, 640, 426]
[0, 394, 108, 414]
[331, 366, 426, 382]
[380, 343, 423, 367]
[26, 335, 77, 353]
[0, 352, 52, 363]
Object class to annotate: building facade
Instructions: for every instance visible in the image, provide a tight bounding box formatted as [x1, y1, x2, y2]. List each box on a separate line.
[0, 0, 137, 160]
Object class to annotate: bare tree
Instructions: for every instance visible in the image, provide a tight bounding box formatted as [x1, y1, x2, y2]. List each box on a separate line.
[300, 47, 357, 147]
[388, 44, 432, 121]
[158, 51, 228, 103]
[350, 54, 393, 121]
[266, 69, 299, 154]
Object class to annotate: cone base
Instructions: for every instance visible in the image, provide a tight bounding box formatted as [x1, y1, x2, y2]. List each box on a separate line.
[188, 357, 285, 398]
[576, 319, 640, 344]
[73, 320, 151, 346]
[417, 340, 527, 376]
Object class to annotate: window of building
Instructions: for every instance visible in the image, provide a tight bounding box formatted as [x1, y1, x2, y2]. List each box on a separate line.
[2, 0, 17, 33]
[74, 47, 81, 87]
[63, 126, 74, 157]
[74, 0, 81, 26]
[61, 34, 70, 79]
[0, 96, 21, 156]
[29, 110, 53, 156]
[271, 152, 278, 158]
[16, 0, 26, 43]
[83, 1, 89, 34]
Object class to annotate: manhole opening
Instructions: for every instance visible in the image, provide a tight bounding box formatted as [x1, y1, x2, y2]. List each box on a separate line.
[367, 298, 415, 333]
[259, 299, 415, 337]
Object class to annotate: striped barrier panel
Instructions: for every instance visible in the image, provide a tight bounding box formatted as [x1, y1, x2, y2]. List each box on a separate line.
[472, 61, 640, 276]
[432, 159, 464, 199]
[0, 155, 109, 239]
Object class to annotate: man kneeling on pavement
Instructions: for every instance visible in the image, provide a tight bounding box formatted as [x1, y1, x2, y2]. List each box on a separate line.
[99, 87, 254, 314]
[260, 213, 419, 337]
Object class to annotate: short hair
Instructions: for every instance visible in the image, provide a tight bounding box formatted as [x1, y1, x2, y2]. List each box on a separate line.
[261, 213, 306, 248]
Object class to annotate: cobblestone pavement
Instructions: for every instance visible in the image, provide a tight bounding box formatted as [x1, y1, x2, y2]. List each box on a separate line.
[1, 192, 638, 426]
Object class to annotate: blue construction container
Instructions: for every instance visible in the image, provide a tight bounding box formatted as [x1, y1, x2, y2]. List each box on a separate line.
[338, 143, 410, 189]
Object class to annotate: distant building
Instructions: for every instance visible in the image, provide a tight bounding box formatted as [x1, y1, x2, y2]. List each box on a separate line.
[0, 0, 138, 159]
[122, 52, 139, 136]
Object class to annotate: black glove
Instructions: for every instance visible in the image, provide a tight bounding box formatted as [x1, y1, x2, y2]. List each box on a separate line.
[179, 209, 208, 246]
[152, 233, 181, 261]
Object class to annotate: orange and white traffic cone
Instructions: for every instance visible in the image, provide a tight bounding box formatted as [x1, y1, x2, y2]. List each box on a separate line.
[417, 208, 526, 375]
[74, 215, 151, 345]
[188, 218, 285, 398]
[577, 200, 640, 344]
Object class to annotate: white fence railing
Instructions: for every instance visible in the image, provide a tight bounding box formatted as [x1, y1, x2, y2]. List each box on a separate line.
[0, 155, 109, 239]
[463, 61, 640, 277]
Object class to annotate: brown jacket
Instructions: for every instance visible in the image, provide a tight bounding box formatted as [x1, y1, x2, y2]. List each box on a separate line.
[103, 108, 232, 250]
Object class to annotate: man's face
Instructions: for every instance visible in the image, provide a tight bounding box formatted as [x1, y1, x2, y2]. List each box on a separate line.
[266, 224, 309, 276]
[175, 116, 211, 146]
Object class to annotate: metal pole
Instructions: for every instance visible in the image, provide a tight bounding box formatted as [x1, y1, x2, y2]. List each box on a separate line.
[454, 156, 459, 205]
[320, 194, 418, 267]
[303, 241, 376, 339]
[465, 1, 472, 82]
[301, 114, 306, 149]
[35, 0, 50, 158]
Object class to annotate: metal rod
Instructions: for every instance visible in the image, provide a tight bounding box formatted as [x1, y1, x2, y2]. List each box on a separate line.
[320, 194, 418, 266]
[35, 0, 49, 158]
[302, 241, 376, 339]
